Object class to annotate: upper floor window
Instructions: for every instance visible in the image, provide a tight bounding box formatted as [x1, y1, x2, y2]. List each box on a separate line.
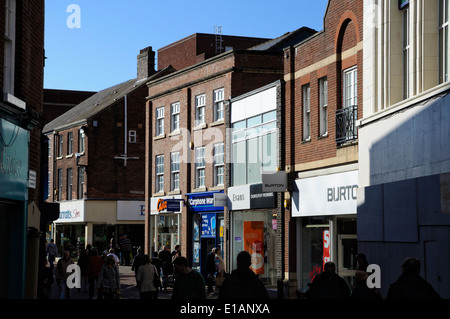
[3, 0, 16, 95]
[214, 88, 224, 122]
[213, 143, 224, 186]
[78, 128, 85, 153]
[58, 134, 63, 158]
[129, 130, 137, 143]
[171, 152, 180, 191]
[402, 6, 410, 98]
[57, 169, 63, 201]
[156, 155, 164, 193]
[319, 77, 328, 137]
[336, 67, 358, 144]
[302, 84, 311, 141]
[77, 167, 84, 199]
[67, 132, 73, 155]
[67, 168, 73, 200]
[195, 94, 206, 126]
[171, 102, 180, 132]
[195, 146, 206, 188]
[440, 0, 449, 83]
[156, 107, 164, 136]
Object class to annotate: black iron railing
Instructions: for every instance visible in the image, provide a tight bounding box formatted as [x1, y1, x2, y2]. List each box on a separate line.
[336, 105, 357, 144]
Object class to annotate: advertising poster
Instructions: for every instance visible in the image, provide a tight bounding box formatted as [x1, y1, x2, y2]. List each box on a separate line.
[323, 230, 331, 270]
[243, 221, 265, 274]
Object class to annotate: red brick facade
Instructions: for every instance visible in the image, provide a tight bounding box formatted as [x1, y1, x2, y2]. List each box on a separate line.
[283, 0, 363, 289]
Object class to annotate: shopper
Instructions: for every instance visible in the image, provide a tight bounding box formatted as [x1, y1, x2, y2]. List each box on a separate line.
[136, 254, 158, 299]
[172, 257, 206, 299]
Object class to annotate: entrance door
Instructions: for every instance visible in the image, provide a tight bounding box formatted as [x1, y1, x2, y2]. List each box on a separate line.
[200, 238, 216, 278]
[338, 234, 357, 285]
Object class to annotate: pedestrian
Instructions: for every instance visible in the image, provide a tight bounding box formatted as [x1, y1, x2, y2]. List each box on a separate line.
[172, 256, 206, 299]
[55, 250, 74, 299]
[136, 254, 158, 299]
[214, 247, 225, 292]
[87, 248, 104, 299]
[97, 255, 121, 299]
[132, 247, 145, 283]
[151, 251, 163, 293]
[108, 248, 120, 265]
[355, 253, 369, 271]
[351, 270, 382, 299]
[386, 257, 441, 299]
[206, 247, 216, 292]
[159, 245, 173, 290]
[120, 234, 132, 266]
[218, 251, 269, 300]
[305, 261, 351, 299]
[46, 239, 58, 270]
[77, 248, 90, 292]
[172, 244, 181, 259]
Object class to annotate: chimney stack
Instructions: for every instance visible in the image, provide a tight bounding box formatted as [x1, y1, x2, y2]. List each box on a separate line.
[137, 47, 156, 80]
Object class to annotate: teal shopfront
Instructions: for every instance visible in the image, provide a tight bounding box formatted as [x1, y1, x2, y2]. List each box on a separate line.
[186, 191, 225, 276]
[0, 118, 30, 298]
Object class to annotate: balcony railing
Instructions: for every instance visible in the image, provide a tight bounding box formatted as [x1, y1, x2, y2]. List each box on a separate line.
[336, 105, 357, 144]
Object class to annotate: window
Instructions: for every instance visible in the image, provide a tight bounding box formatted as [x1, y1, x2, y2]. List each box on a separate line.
[231, 110, 277, 186]
[156, 155, 164, 193]
[302, 84, 311, 141]
[336, 67, 358, 144]
[67, 132, 73, 155]
[77, 167, 84, 199]
[214, 88, 224, 121]
[58, 134, 63, 158]
[156, 107, 164, 136]
[67, 168, 73, 200]
[171, 152, 180, 191]
[57, 169, 63, 201]
[129, 130, 137, 143]
[214, 143, 224, 186]
[402, 7, 410, 98]
[195, 147, 206, 188]
[78, 128, 85, 153]
[3, 0, 16, 95]
[319, 77, 328, 137]
[171, 102, 180, 132]
[195, 94, 206, 126]
[440, 0, 449, 83]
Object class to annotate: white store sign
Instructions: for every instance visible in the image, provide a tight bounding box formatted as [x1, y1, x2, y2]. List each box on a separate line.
[55, 200, 85, 223]
[117, 201, 145, 221]
[292, 170, 358, 217]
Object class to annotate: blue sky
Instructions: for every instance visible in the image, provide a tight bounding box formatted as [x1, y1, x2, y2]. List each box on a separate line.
[44, 0, 329, 92]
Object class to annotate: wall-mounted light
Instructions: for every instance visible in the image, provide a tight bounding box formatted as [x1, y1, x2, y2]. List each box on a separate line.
[284, 199, 290, 209]
[189, 141, 194, 150]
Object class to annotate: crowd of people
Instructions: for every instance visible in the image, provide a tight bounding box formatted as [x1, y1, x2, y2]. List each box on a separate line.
[44, 239, 441, 300]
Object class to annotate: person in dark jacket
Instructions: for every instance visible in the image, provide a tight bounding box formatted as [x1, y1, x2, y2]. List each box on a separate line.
[218, 251, 269, 300]
[305, 261, 351, 299]
[386, 257, 441, 299]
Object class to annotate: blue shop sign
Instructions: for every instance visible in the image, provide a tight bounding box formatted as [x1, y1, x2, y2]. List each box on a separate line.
[0, 119, 29, 201]
[201, 213, 216, 238]
[186, 191, 224, 212]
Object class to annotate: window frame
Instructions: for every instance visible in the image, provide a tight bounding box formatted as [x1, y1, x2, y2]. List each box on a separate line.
[213, 88, 225, 122]
[67, 132, 73, 156]
[171, 102, 180, 132]
[171, 152, 180, 191]
[195, 94, 206, 126]
[67, 168, 73, 200]
[195, 146, 206, 188]
[156, 107, 165, 136]
[319, 77, 328, 137]
[302, 84, 311, 141]
[213, 143, 224, 186]
[440, 0, 449, 83]
[77, 167, 84, 199]
[156, 155, 164, 193]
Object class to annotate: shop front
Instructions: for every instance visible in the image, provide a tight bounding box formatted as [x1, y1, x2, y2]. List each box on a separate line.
[186, 191, 225, 274]
[0, 118, 30, 298]
[150, 195, 183, 253]
[53, 199, 145, 257]
[228, 183, 278, 287]
[291, 166, 359, 293]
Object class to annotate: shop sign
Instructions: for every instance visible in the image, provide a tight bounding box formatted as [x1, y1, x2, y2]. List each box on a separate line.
[56, 200, 85, 223]
[228, 184, 276, 210]
[323, 230, 331, 270]
[187, 191, 224, 212]
[201, 213, 216, 238]
[0, 119, 29, 201]
[117, 201, 145, 221]
[292, 170, 358, 217]
[150, 195, 182, 215]
[262, 171, 287, 192]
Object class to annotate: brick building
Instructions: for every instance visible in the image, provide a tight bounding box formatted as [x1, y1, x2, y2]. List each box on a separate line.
[283, 0, 363, 296]
[145, 29, 315, 294]
[43, 47, 171, 257]
[0, 0, 47, 298]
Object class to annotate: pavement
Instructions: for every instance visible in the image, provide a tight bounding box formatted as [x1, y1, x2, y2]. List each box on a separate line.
[47, 264, 220, 300]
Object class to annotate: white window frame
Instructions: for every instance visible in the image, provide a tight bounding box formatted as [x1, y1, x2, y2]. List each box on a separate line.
[344, 67, 358, 109]
[195, 146, 206, 188]
[302, 84, 311, 141]
[156, 107, 165, 136]
[67, 132, 73, 155]
[128, 130, 137, 143]
[171, 152, 180, 191]
[156, 155, 164, 193]
[78, 128, 85, 153]
[213, 88, 224, 122]
[171, 102, 180, 132]
[319, 77, 328, 137]
[77, 167, 84, 199]
[195, 94, 206, 126]
[440, 0, 449, 83]
[213, 143, 224, 186]
[58, 169, 63, 201]
[58, 134, 63, 158]
[67, 168, 73, 200]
